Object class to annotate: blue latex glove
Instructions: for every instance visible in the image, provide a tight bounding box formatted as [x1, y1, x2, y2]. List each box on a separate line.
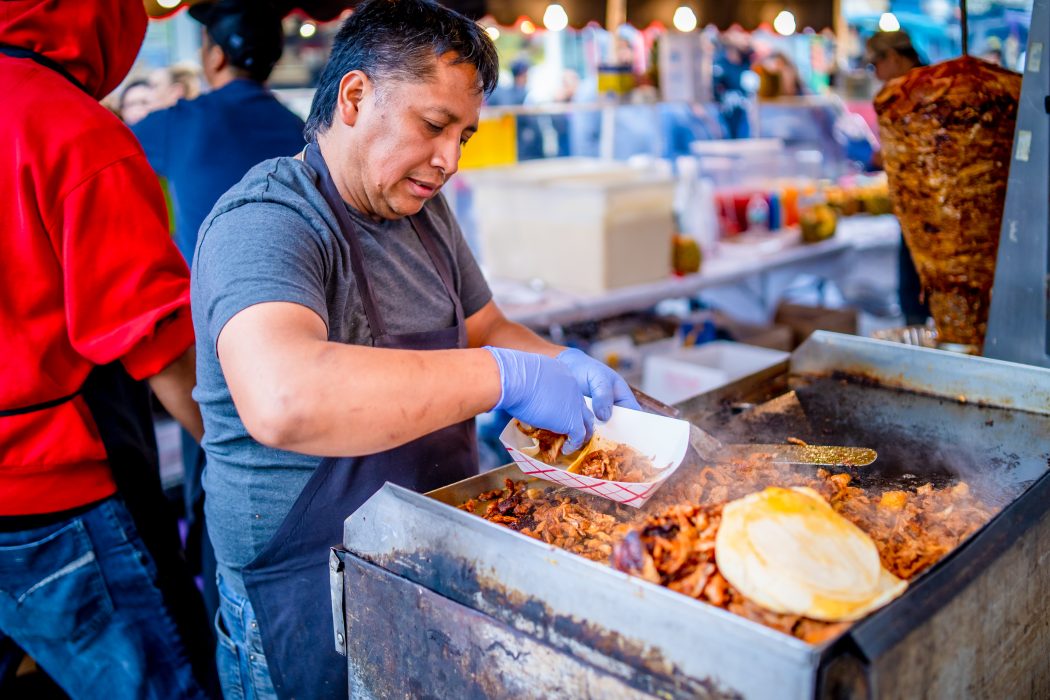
[485, 347, 594, 453]
[556, 348, 641, 421]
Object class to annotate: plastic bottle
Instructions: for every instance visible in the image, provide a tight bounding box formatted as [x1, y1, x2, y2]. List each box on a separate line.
[767, 190, 782, 231]
[745, 193, 770, 234]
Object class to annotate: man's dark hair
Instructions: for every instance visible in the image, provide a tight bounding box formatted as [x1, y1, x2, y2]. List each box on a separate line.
[303, 0, 499, 141]
[190, 0, 285, 83]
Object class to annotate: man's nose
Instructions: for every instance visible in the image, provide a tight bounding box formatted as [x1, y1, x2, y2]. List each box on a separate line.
[432, 135, 460, 178]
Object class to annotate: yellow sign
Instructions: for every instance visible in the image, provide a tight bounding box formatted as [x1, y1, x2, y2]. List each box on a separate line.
[459, 113, 517, 170]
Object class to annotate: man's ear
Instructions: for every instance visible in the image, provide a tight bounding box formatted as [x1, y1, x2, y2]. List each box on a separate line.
[336, 70, 369, 127]
[205, 43, 227, 75]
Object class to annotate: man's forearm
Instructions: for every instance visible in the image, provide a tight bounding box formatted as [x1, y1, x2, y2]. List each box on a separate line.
[478, 318, 562, 357]
[243, 343, 502, 457]
[148, 346, 204, 442]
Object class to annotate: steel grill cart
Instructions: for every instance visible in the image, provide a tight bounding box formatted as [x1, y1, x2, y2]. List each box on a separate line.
[330, 332, 1050, 699]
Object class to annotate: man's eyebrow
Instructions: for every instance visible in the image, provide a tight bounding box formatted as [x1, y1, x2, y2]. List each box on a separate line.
[427, 107, 460, 122]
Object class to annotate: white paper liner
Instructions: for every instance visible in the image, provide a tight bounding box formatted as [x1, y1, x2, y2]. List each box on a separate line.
[498, 400, 690, 508]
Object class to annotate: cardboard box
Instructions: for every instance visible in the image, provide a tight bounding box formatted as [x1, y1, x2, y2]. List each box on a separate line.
[774, 303, 859, 347]
[713, 311, 796, 352]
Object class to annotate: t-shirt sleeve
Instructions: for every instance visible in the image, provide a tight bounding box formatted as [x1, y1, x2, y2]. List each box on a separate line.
[58, 154, 193, 380]
[432, 195, 492, 317]
[130, 108, 171, 176]
[193, 202, 330, 348]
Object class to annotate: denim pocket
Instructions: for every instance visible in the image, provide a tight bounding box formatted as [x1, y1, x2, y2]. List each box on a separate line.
[0, 520, 114, 643]
[215, 610, 246, 700]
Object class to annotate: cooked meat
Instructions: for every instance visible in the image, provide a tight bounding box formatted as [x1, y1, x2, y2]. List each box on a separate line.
[879, 490, 908, 511]
[574, 444, 658, 483]
[875, 57, 1022, 348]
[516, 421, 568, 463]
[461, 453, 998, 644]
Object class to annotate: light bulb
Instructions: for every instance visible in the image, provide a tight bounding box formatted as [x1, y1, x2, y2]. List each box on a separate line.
[520, 19, 536, 35]
[299, 22, 317, 39]
[672, 6, 698, 33]
[157, 0, 180, 8]
[878, 12, 901, 32]
[543, 3, 569, 32]
[485, 25, 500, 41]
[773, 10, 796, 36]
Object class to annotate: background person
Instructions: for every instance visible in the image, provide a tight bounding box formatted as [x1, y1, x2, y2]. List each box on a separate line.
[713, 29, 755, 139]
[132, 0, 306, 628]
[134, 0, 304, 264]
[0, 0, 217, 696]
[118, 78, 154, 124]
[191, 1, 639, 696]
[149, 61, 203, 110]
[865, 29, 931, 327]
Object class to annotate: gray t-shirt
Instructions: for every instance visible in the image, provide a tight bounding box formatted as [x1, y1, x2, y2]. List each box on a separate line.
[191, 156, 492, 595]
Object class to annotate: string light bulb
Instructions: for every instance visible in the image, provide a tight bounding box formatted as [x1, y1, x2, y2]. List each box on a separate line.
[878, 12, 901, 32]
[773, 10, 796, 36]
[543, 3, 569, 32]
[672, 6, 698, 32]
[485, 25, 500, 41]
[299, 22, 317, 38]
[157, 0, 181, 8]
[520, 18, 536, 34]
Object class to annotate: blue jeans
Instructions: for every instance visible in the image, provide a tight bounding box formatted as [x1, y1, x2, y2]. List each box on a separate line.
[214, 575, 276, 700]
[0, 497, 206, 699]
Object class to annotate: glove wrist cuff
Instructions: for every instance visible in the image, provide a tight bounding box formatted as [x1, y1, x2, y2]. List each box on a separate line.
[483, 346, 509, 411]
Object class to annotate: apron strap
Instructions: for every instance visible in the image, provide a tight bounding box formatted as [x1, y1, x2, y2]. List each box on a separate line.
[0, 44, 89, 94]
[0, 388, 82, 418]
[305, 143, 388, 340]
[409, 216, 467, 339]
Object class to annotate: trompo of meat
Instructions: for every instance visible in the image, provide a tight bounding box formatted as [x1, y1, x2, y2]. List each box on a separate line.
[875, 56, 1021, 348]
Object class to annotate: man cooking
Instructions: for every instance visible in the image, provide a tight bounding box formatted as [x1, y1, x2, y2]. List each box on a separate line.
[191, 0, 640, 697]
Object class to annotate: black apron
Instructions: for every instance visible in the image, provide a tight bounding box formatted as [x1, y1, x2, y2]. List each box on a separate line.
[240, 143, 478, 699]
[0, 44, 219, 698]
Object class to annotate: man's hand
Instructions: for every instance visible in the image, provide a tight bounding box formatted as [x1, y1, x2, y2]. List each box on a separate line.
[485, 347, 594, 453]
[555, 348, 641, 421]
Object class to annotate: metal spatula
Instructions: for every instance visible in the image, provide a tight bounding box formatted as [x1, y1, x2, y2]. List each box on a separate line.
[632, 388, 877, 468]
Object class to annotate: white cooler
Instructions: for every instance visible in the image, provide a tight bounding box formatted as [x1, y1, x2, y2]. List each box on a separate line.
[466, 158, 675, 294]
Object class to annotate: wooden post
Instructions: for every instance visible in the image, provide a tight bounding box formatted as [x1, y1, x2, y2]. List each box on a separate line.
[606, 0, 626, 31]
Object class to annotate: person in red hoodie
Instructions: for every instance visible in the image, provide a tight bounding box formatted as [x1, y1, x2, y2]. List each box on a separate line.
[0, 1, 215, 697]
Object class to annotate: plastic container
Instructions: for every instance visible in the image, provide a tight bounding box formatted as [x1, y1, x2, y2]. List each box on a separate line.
[466, 158, 675, 294]
[641, 340, 790, 405]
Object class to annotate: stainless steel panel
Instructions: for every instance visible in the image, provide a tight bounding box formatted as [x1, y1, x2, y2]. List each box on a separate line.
[791, 332, 1050, 415]
[985, 0, 1050, 367]
[344, 485, 820, 699]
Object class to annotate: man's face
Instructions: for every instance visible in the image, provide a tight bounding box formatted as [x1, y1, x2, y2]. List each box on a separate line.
[346, 52, 482, 220]
[871, 50, 909, 83]
[148, 68, 180, 109]
[121, 84, 153, 125]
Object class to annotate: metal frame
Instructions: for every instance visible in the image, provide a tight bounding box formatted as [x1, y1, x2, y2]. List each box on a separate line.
[985, 0, 1050, 367]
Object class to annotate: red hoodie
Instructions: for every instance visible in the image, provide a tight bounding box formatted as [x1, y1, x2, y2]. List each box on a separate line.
[0, 0, 194, 514]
